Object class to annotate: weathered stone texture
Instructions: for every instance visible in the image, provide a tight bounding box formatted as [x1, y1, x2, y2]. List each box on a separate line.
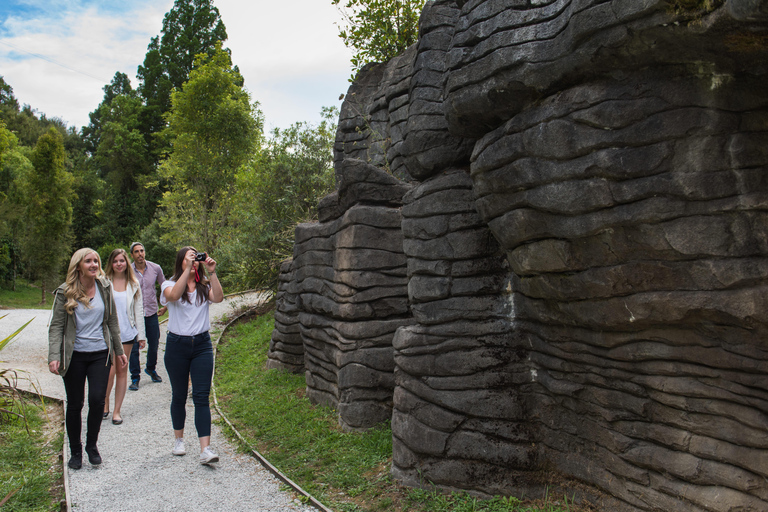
[270, 0, 768, 510]
[283, 158, 414, 430]
[267, 258, 304, 372]
[392, 169, 540, 494]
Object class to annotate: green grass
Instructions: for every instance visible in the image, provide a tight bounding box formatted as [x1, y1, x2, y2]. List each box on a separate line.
[214, 312, 580, 512]
[0, 280, 51, 310]
[0, 401, 63, 511]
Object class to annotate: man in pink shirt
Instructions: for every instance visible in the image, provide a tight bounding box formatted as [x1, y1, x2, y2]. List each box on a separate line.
[128, 242, 167, 390]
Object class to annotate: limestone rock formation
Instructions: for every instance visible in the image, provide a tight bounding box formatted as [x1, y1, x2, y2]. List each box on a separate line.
[269, 0, 768, 510]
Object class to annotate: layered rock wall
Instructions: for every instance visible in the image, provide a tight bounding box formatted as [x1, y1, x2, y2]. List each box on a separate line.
[267, 259, 303, 372]
[270, 0, 768, 510]
[392, 168, 539, 495]
[270, 159, 414, 430]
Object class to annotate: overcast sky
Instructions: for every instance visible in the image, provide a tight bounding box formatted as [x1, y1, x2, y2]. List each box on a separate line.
[0, 0, 354, 132]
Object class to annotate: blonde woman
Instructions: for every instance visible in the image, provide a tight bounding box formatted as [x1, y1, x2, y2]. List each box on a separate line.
[103, 248, 146, 425]
[48, 248, 127, 470]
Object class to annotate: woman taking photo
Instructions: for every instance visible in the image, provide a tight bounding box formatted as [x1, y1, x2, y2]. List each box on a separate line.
[161, 246, 223, 464]
[103, 248, 146, 425]
[48, 248, 127, 469]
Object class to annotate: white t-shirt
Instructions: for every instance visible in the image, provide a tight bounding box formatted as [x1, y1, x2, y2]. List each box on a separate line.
[113, 289, 139, 342]
[160, 280, 211, 336]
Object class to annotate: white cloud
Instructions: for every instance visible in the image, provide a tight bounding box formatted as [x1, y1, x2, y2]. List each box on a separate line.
[0, 0, 353, 130]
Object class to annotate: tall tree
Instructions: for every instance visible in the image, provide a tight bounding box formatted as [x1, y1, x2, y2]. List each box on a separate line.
[221, 107, 337, 289]
[20, 127, 73, 303]
[0, 120, 29, 287]
[81, 73, 157, 247]
[332, 0, 425, 75]
[82, 72, 134, 155]
[158, 43, 260, 253]
[137, 0, 231, 161]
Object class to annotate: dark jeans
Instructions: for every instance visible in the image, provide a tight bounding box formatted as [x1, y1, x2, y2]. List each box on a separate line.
[163, 331, 213, 438]
[62, 350, 110, 454]
[130, 314, 160, 381]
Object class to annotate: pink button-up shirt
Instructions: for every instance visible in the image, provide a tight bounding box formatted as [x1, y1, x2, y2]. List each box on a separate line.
[132, 260, 166, 317]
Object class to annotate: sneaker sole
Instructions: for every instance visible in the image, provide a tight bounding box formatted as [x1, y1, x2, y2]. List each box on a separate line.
[172, 451, 186, 456]
[200, 455, 219, 464]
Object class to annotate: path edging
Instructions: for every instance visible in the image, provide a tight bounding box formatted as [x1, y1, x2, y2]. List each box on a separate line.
[210, 301, 333, 512]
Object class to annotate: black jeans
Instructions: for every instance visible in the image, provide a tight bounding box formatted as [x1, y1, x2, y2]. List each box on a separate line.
[130, 313, 160, 381]
[164, 331, 213, 438]
[62, 350, 110, 453]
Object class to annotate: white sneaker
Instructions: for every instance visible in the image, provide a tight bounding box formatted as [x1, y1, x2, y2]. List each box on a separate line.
[200, 446, 219, 464]
[172, 437, 186, 456]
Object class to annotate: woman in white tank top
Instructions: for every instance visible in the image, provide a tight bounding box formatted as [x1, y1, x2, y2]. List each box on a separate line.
[104, 248, 146, 424]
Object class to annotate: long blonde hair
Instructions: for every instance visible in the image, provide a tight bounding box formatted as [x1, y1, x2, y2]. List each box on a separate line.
[105, 248, 140, 300]
[64, 248, 104, 314]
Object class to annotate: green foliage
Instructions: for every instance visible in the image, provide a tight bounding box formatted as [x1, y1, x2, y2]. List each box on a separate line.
[0, 279, 49, 309]
[18, 128, 73, 302]
[0, 401, 62, 511]
[137, 0, 230, 159]
[0, 121, 33, 287]
[158, 43, 261, 255]
[133, 218, 177, 276]
[332, 0, 426, 76]
[219, 107, 337, 290]
[215, 313, 392, 509]
[0, 315, 35, 431]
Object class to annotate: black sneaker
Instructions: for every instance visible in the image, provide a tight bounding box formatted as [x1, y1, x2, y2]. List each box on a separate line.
[145, 369, 163, 383]
[68, 453, 82, 470]
[128, 379, 139, 391]
[85, 445, 101, 465]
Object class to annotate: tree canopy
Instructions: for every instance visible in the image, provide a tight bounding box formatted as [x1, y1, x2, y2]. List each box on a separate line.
[137, 0, 231, 155]
[20, 127, 73, 302]
[332, 0, 426, 75]
[158, 43, 261, 254]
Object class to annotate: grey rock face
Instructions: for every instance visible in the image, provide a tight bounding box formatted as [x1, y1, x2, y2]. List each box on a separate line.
[392, 169, 540, 494]
[267, 259, 304, 372]
[270, 0, 768, 510]
[273, 158, 414, 430]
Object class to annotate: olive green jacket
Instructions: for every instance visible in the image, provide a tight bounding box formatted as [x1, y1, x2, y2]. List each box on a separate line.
[47, 277, 124, 377]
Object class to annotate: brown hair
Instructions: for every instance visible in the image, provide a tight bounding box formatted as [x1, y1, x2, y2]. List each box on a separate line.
[171, 246, 209, 306]
[105, 248, 140, 300]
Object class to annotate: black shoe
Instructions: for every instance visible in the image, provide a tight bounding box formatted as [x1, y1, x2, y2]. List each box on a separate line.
[102, 410, 109, 420]
[85, 445, 102, 465]
[128, 379, 139, 391]
[68, 453, 82, 470]
[145, 369, 162, 383]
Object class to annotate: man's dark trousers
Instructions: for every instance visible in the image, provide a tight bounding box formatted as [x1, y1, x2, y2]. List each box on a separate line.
[130, 313, 160, 382]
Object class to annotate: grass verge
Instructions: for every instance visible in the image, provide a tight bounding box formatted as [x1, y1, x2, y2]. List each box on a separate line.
[0, 280, 50, 310]
[0, 400, 64, 511]
[214, 311, 583, 512]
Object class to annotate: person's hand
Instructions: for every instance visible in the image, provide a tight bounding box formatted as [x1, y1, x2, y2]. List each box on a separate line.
[49, 361, 60, 375]
[204, 255, 217, 275]
[117, 354, 128, 368]
[158, 306, 167, 316]
[139, 339, 147, 349]
[182, 249, 196, 272]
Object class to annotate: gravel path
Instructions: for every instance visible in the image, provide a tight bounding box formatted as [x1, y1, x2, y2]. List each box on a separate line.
[0, 292, 313, 512]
